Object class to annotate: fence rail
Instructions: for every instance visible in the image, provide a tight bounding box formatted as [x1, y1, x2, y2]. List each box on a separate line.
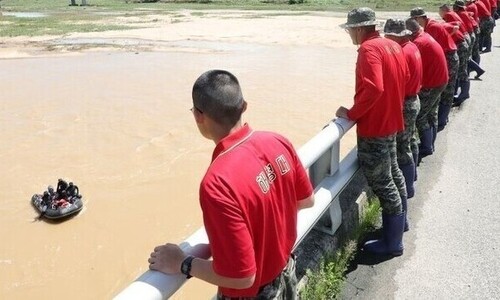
[114, 118, 357, 300]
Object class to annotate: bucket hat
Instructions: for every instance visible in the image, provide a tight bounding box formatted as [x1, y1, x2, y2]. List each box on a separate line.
[410, 7, 427, 18]
[454, 0, 466, 8]
[340, 7, 380, 28]
[383, 18, 412, 36]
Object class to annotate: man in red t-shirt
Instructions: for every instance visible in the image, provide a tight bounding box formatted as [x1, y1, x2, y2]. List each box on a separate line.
[383, 18, 423, 231]
[475, 0, 495, 52]
[466, 0, 484, 64]
[439, 4, 473, 113]
[454, 0, 486, 106]
[411, 7, 459, 134]
[405, 18, 448, 161]
[336, 8, 408, 256]
[148, 70, 314, 299]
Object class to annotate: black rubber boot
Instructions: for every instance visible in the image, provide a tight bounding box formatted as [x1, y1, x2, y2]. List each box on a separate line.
[399, 164, 415, 199]
[468, 60, 485, 79]
[402, 196, 409, 232]
[453, 80, 471, 107]
[419, 127, 433, 160]
[437, 103, 451, 132]
[363, 213, 405, 256]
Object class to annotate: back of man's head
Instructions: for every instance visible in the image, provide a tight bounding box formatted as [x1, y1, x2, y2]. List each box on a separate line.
[192, 70, 245, 127]
[405, 18, 422, 36]
[440, 4, 451, 12]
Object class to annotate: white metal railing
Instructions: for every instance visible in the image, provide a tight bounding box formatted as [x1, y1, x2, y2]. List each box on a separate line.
[114, 117, 357, 300]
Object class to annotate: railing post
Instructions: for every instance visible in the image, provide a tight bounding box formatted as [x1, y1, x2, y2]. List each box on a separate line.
[308, 121, 341, 186]
[309, 121, 345, 236]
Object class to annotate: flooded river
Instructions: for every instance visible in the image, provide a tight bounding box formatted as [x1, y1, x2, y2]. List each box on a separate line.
[0, 42, 357, 299]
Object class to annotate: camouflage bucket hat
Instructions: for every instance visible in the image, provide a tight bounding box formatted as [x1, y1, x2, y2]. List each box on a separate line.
[410, 7, 427, 18]
[454, 0, 466, 8]
[383, 18, 412, 36]
[340, 7, 380, 28]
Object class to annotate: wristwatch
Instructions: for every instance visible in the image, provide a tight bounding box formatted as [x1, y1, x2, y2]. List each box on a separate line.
[180, 255, 195, 279]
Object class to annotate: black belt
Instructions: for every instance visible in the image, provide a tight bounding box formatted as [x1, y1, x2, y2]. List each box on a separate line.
[217, 255, 294, 300]
[217, 277, 281, 300]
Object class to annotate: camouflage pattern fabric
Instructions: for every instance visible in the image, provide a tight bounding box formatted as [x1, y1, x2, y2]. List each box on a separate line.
[357, 135, 405, 215]
[457, 41, 470, 82]
[479, 16, 495, 49]
[480, 16, 495, 35]
[472, 29, 481, 63]
[397, 95, 420, 166]
[469, 32, 477, 61]
[464, 33, 472, 59]
[417, 85, 446, 132]
[217, 256, 297, 300]
[440, 51, 459, 108]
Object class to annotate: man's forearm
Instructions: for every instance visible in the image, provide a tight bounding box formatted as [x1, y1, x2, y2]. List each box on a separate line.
[190, 258, 255, 290]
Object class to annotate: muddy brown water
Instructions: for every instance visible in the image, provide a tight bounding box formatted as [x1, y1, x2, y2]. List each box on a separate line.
[0, 43, 357, 299]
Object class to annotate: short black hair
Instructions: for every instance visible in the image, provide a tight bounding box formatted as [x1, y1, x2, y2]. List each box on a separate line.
[192, 70, 244, 127]
[405, 18, 421, 34]
[440, 4, 451, 11]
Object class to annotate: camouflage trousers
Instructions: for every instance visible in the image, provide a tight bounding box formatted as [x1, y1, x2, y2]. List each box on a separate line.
[440, 51, 459, 107]
[457, 40, 470, 82]
[465, 33, 473, 60]
[397, 95, 420, 166]
[472, 29, 481, 63]
[417, 85, 446, 132]
[217, 256, 297, 300]
[480, 16, 495, 35]
[358, 135, 405, 215]
[479, 17, 495, 50]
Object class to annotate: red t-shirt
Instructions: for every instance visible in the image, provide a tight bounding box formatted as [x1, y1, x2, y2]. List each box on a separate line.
[200, 124, 313, 297]
[424, 19, 458, 53]
[490, 0, 497, 9]
[467, 3, 480, 25]
[476, 0, 492, 18]
[456, 9, 476, 33]
[346, 32, 408, 137]
[481, 0, 492, 12]
[412, 31, 449, 89]
[401, 41, 423, 97]
[443, 11, 468, 34]
[443, 22, 466, 44]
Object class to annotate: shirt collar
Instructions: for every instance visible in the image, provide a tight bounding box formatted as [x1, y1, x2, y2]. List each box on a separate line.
[360, 31, 381, 46]
[211, 123, 254, 162]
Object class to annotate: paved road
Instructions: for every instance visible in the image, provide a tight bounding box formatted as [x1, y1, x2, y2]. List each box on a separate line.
[341, 29, 500, 300]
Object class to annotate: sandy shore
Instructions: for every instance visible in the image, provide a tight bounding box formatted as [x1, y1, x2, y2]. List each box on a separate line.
[0, 10, 356, 58]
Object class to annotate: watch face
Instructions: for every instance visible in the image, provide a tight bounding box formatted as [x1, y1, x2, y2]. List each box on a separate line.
[181, 262, 189, 274]
[181, 256, 194, 278]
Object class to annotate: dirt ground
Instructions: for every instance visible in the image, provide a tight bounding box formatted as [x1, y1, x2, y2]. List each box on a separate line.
[0, 10, 356, 57]
[0, 8, 426, 58]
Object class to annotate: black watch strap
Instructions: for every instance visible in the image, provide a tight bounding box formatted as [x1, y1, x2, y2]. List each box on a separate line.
[180, 255, 195, 279]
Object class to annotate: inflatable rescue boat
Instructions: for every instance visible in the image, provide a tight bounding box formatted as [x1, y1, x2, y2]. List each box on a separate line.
[32, 179, 83, 220]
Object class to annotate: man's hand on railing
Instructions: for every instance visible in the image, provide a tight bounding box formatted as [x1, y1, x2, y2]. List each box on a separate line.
[335, 106, 349, 119]
[148, 243, 186, 275]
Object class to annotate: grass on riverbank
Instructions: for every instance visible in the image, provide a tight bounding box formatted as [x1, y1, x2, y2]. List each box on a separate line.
[300, 197, 381, 299]
[0, 0, 450, 37]
[1, 0, 448, 12]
